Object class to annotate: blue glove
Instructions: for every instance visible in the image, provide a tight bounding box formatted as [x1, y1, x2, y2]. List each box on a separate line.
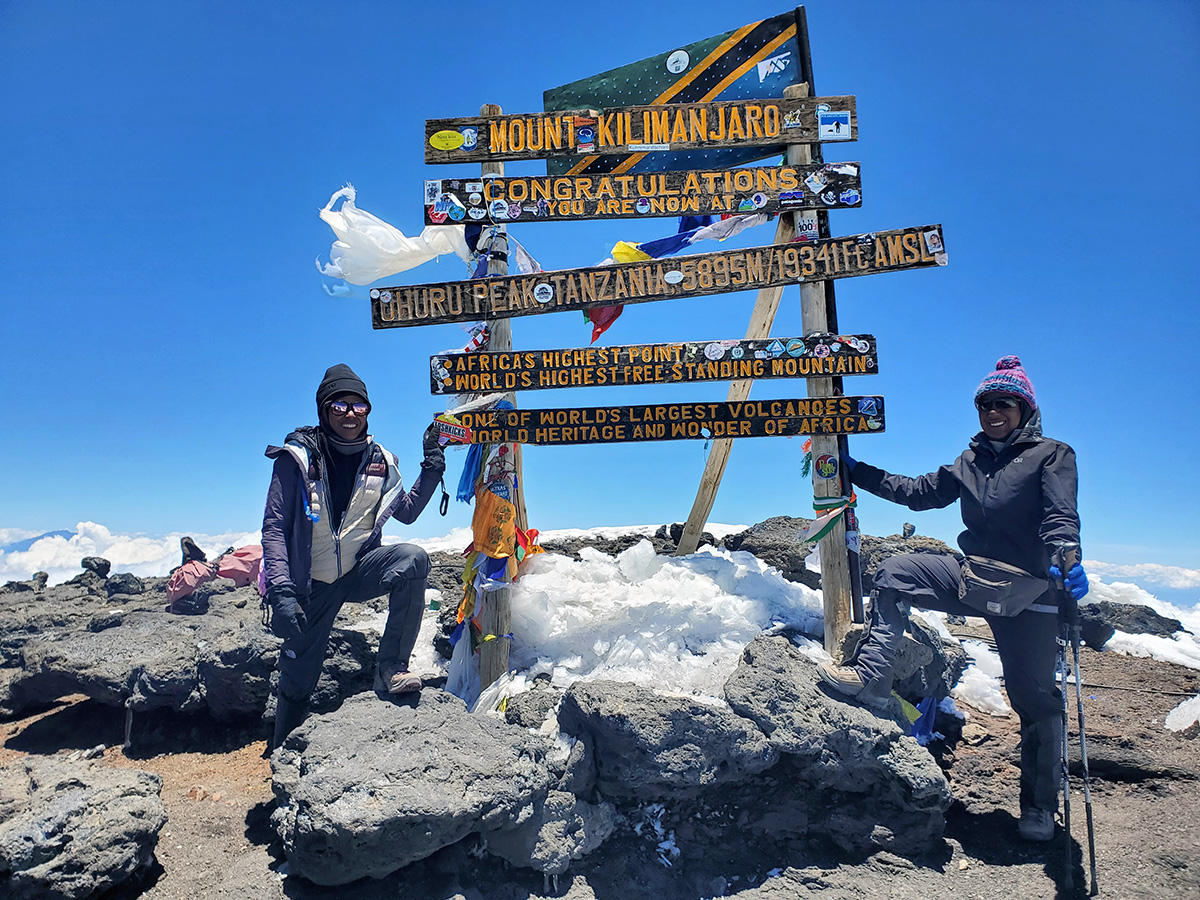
[267, 582, 308, 642]
[841, 452, 858, 474]
[1049, 562, 1089, 602]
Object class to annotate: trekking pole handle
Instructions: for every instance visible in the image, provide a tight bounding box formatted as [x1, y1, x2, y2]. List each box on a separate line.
[1053, 542, 1080, 585]
[1053, 542, 1081, 624]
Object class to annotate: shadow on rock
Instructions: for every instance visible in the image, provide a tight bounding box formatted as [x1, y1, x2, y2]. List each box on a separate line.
[93, 856, 164, 900]
[4, 698, 125, 753]
[246, 798, 280, 848]
[123, 707, 266, 759]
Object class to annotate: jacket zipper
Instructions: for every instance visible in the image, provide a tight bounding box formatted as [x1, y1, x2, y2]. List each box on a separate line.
[325, 446, 377, 580]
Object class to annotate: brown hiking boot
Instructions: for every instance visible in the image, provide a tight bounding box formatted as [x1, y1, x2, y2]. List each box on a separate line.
[375, 664, 422, 695]
[817, 662, 892, 708]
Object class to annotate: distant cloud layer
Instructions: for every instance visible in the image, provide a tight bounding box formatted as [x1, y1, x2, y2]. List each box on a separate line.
[1085, 560, 1200, 590]
[0, 522, 259, 587]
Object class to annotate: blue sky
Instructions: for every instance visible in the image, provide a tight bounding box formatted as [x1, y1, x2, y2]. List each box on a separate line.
[2, 1, 1197, 570]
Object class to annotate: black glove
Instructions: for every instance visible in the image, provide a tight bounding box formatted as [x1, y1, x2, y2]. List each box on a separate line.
[421, 422, 446, 472]
[267, 582, 308, 642]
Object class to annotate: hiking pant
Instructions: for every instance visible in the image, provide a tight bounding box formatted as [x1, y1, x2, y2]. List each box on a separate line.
[276, 542, 430, 708]
[854, 552, 1063, 813]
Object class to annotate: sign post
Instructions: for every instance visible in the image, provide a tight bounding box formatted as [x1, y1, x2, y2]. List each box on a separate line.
[477, 103, 521, 691]
[398, 9, 948, 682]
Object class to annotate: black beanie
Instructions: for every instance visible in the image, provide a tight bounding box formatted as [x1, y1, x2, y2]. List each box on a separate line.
[316, 364, 369, 412]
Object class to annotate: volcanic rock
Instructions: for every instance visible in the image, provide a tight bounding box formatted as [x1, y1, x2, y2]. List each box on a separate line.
[723, 635, 952, 855]
[106, 572, 145, 596]
[81, 557, 112, 578]
[0, 756, 165, 900]
[270, 690, 557, 885]
[557, 680, 779, 799]
[0, 581, 375, 721]
[1079, 600, 1189, 649]
[485, 789, 616, 875]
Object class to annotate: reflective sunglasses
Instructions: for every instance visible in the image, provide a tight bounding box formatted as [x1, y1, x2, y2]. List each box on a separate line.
[975, 397, 1021, 412]
[327, 400, 370, 416]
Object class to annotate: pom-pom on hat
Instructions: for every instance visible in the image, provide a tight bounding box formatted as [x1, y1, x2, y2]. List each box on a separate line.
[974, 355, 1037, 409]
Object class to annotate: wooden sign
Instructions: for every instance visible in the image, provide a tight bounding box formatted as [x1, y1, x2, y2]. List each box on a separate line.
[543, 10, 805, 177]
[424, 96, 856, 165]
[430, 334, 877, 395]
[423, 162, 861, 225]
[371, 225, 946, 330]
[453, 396, 885, 445]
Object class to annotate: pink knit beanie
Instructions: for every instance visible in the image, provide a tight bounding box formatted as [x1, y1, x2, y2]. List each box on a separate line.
[974, 355, 1037, 409]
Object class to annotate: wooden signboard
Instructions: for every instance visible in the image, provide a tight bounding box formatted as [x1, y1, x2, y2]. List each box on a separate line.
[422, 162, 861, 225]
[430, 334, 877, 395]
[371, 225, 946, 329]
[424, 95, 856, 165]
[453, 396, 885, 446]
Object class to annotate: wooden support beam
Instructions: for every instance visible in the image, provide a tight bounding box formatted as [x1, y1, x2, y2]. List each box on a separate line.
[478, 102, 519, 692]
[802, 279, 855, 659]
[675, 83, 810, 557]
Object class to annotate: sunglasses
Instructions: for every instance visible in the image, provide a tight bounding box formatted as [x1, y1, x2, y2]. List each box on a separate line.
[327, 400, 370, 416]
[976, 397, 1021, 412]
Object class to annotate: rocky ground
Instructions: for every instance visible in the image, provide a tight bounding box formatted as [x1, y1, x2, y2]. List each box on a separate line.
[1, 529, 1198, 900]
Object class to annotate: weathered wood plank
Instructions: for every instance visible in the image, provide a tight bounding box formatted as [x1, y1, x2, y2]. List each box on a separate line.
[430, 334, 877, 395]
[371, 225, 946, 330]
[454, 397, 885, 446]
[424, 96, 857, 165]
[423, 162, 861, 225]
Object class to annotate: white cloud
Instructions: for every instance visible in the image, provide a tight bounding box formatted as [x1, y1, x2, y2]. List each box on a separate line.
[1086, 560, 1200, 590]
[0, 522, 260, 587]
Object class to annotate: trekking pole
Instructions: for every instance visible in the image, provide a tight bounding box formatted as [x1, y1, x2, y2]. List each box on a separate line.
[1056, 542, 1099, 895]
[1057, 626, 1074, 892]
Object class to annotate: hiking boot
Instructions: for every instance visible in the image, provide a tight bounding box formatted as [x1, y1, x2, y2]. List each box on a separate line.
[1018, 807, 1056, 842]
[817, 662, 892, 708]
[374, 664, 422, 695]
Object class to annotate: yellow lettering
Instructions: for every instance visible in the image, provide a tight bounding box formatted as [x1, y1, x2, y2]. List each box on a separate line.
[488, 121, 507, 153]
[726, 107, 745, 139]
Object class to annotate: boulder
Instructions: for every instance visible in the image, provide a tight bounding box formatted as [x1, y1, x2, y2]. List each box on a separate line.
[62, 570, 108, 598]
[106, 573, 145, 596]
[654, 522, 717, 550]
[557, 680, 779, 799]
[81, 557, 112, 578]
[0, 757, 165, 900]
[0, 575, 386, 720]
[723, 635, 952, 855]
[270, 690, 556, 885]
[504, 679, 561, 730]
[485, 789, 616, 875]
[1079, 600, 1189, 649]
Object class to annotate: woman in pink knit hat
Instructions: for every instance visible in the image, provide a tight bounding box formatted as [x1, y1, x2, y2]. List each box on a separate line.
[819, 355, 1089, 843]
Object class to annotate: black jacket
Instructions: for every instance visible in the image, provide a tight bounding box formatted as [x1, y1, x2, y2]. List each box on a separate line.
[850, 410, 1080, 576]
